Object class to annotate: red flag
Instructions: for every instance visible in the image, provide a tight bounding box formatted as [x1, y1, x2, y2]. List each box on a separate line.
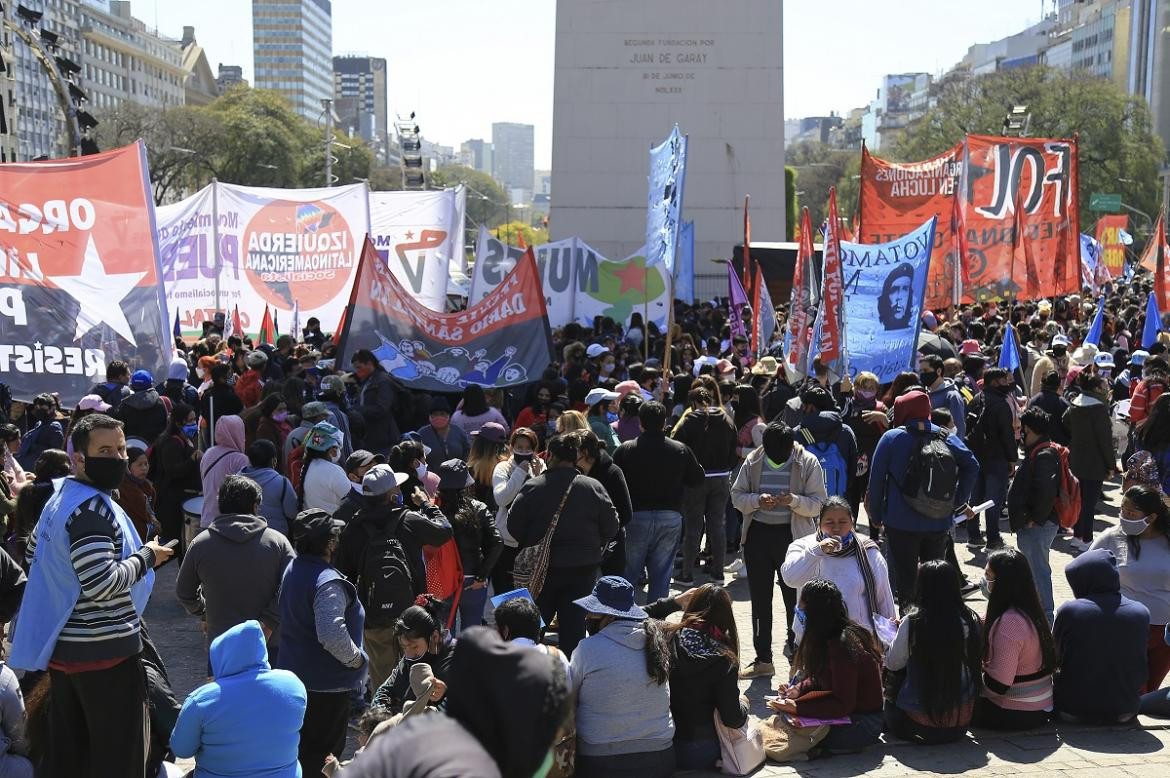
[816, 188, 845, 368]
[228, 305, 244, 340]
[257, 305, 276, 346]
[516, 228, 527, 250]
[1157, 212, 1169, 312]
[743, 195, 754, 297]
[785, 208, 816, 375]
[1011, 191, 1041, 300]
[951, 183, 971, 288]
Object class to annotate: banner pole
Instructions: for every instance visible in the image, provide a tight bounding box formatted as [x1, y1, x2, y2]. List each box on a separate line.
[211, 179, 222, 314]
[662, 268, 677, 377]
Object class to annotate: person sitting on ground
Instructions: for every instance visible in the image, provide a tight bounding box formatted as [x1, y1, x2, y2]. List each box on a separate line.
[493, 595, 571, 680]
[170, 620, 307, 778]
[1052, 548, 1149, 724]
[372, 594, 455, 714]
[974, 548, 1055, 730]
[570, 576, 676, 778]
[766, 579, 884, 756]
[343, 626, 570, 778]
[884, 560, 981, 744]
[0, 654, 32, 778]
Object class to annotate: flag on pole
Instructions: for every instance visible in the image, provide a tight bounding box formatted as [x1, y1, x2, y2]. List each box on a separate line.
[644, 124, 688, 271]
[291, 300, 301, 344]
[1085, 296, 1105, 346]
[808, 187, 849, 381]
[516, 229, 527, 250]
[783, 207, 817, 381]
[675, 220, 695, 304]
[273, 308, 280, 340]
[1011, 191, 1041, 300]
[1143, 291, 1163, 349]
[728, 260, 750, 340]
[743, 195, 753, 297]
[1141, 209, 1169, 310]
[223, 305, 242, 341]
[950, 181, 971, 288]
[752, 261, 776, 359]
[257, 305, 276, 346]
[172, 309, 182, 342]
[333, 307, 347, 347]
[999, 323, 1021, 373]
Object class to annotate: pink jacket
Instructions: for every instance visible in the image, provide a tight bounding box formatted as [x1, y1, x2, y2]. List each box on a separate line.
[199, 415, 250, 527]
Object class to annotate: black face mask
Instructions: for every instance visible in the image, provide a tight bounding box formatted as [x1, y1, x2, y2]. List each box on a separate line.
[919, 371, 938, 387]
[514, 451, 534, 463]
[82, 455, 127, 491]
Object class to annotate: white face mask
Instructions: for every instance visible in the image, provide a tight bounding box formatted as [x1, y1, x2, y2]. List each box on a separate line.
[195, 367, 205, 379]
[1121, 514, 1152, 536]
[329, 449, 341, 463]
[416, 463, 427, 479]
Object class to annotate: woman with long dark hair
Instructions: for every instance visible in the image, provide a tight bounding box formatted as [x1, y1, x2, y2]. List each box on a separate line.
[490, 427, 544, 594]
[434, 459, 502, 633]
[451, 383, 508, 436]
[1090, 484, 1170, 692]
[731, 384, 764, 459]
[1136, 393, 1170, 493]
[7, 449, 70, 570]
[466, 422, 509, 512]
[885, 560, 982, 743]
[372, 594, 455, 714]
[648, 584, 746, 771]
[151, 402, 202, 549]
[767, 579, 884, 754]
[974, 547, 1056, 730]
[388, 437, 439, 505]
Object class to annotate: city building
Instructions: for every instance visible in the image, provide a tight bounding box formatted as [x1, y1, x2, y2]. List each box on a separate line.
[550, 0, 785, 277]
[333, 54, 387, 159]
[492, 121, 534, 204]
[216, 63, 247, 92]
[1130, 0, 1170, 157]
[786, 115, 844, 146]
[0, 21, 17, 162]
[860, 73, 931, 150]
[460, 137, 493, 174]
[420, 138, 456, 171]
[534, 169, 551, 196]
[180, 26, 218, 106]
[252, 0, 333, 121]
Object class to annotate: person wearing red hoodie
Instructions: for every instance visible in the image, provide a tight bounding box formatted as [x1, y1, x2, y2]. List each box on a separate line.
[234, 350, 268, 408]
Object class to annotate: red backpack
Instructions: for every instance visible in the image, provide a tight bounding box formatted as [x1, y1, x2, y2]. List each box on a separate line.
[423, 540, 463, 631]
[1029, 442, 1081, 529]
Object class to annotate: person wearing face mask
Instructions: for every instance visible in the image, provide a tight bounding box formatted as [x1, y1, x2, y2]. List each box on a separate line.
[490, 427, 546, 595]
[918, 354, 967, 439]
[157, 355, 199, 411]
[584, 388, 621, 453]
[350, 348, 401, 456]
[332, 449, 384, 525]
[151, 402, 203, 551]
[417, 397, 471, 473]
[781, 497, 896, 644]
[841, 371, 888, 517]
[254, 394, 292, 458]
[298, 421, 352, 516]
[1064, 373, 1117, 551]
[965, 367, 1018, 551]
[372, 594, 454, 713]
[1028, 334, 1072, 398]
[8, 413, 173, 776]
[1007, 407, 1063, 624]
[337, 464, 451, 689]
[276, 508, 367, 774]
[15, 393, 64, 472]
[1090, 485, 1170, 692]
[199, 414, 251, 529]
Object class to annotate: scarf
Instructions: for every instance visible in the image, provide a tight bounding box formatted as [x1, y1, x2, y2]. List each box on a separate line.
[816, 529, 881, 632]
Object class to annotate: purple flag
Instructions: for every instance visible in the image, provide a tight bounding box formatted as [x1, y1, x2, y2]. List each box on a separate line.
[728, 261, 750, 338]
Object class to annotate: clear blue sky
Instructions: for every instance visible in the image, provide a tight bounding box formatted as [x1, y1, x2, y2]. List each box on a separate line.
[150, 1, 1046, 168]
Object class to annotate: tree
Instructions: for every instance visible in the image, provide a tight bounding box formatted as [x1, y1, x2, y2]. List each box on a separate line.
[787, 141, 856, 228]
[205, 87, 315, 189]
[367, 165, 404, 191]
[491, 221, 548, 247]
[428, 165, 509, 228]
[892, 66, 1165, 236]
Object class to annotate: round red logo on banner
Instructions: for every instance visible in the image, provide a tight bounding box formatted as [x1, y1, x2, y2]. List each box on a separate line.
[241, 200, 354, 310]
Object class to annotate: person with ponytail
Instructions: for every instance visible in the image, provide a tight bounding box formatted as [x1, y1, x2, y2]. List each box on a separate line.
[885, 560, 982, 744]
[372, 594, 455, 714]
[766, 579, 884, 754]
[389, 436, 439, 506]
[1090, 484, 1170, 692]
[974, 548, 1056, 730]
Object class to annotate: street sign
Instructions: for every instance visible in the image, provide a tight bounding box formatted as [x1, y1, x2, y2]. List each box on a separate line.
[1090, 192, 1122, 213]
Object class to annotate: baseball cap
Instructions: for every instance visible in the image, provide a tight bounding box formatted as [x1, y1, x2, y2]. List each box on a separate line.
[1131, 350, 1150, 366]
[1050, 334, 1071, 348]
[584, 387, 620, 406]
[301, 401, 330, 421]
[292, 508, 344, 541]
[344, 449, 385, 474]
[319, 375, 346, 395]
[77, 394, 111, 412]
[473, 421, 508, 443]
[361, 463, 409, 496]
[585, 344, 609, 359]
[245, 350, 268, 368]
[1095, 352, 1115, 369]
[130, 370, 153, 389]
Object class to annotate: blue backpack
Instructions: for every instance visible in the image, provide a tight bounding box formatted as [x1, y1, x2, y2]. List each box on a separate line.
[802, 431, 849, 497]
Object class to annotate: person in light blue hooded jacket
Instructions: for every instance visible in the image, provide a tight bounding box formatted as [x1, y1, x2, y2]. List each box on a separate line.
[171, 620, 308, 777]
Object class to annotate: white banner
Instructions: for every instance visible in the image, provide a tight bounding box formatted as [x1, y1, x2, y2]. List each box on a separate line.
[469, 226, 668, 329]
[369, 187, 466, 312]
[156, 181, 370, 337]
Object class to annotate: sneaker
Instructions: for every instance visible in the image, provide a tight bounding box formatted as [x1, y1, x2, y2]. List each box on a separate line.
[725, 558, 746, 575]
[739, 660, 775, 679]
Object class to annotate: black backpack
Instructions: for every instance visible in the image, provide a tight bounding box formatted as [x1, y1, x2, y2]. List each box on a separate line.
[898, 428, 959, 519]
[360, 519, 418, 629]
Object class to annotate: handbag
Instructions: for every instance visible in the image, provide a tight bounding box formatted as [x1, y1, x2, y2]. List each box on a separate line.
[713, 709, 765, 775]
[757, 714, 830, 762]
[513, 477, 576, 599]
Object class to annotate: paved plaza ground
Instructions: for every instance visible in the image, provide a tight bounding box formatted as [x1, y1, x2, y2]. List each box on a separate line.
[148, 477, 1170, 776]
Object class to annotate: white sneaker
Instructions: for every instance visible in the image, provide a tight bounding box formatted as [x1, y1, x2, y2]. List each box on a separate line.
[725, 558, 746, 576]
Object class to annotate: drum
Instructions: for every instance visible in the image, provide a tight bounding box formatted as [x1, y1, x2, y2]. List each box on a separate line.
[182, 495, 204, 550]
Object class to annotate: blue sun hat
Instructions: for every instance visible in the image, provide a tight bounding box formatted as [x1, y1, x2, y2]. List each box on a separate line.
[573, 576, 647, 620]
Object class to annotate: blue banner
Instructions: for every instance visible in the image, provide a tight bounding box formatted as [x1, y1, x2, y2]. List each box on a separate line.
[840, 217, 937, 382]
[644, 124, 687, 270]
[675, 220, 695, 303]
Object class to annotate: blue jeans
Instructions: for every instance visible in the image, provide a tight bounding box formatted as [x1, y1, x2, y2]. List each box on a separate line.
[624, 510, 682, 602]
[455, 576, 488, 634]
[973, 458, 1011, 544]
[1015, 520, 1060, 625]
[674, 738, 720, 770]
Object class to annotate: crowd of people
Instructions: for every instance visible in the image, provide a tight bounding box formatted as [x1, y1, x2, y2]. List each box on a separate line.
[0, 278, 1167, 777]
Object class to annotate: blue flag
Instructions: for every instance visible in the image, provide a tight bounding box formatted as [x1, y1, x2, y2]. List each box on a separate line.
[1144, 291, 1163, 349]
[173, 309, 182, 341]
[839, 217, 936, 382]
[999, 323, 1021, 373]
[1085, 296, 1105, 346]
[675, 220, 695, 304]
[644, 125, 687, 271]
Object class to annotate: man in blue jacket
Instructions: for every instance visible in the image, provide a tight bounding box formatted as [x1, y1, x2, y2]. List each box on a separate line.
[920, 354, 968, 438]
[867, 389, 979, 608]
[171, 620, 308, 777]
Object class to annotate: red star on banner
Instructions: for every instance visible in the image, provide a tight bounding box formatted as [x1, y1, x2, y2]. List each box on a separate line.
[404, 230, 415, 240]
[615, 261, 645, 294]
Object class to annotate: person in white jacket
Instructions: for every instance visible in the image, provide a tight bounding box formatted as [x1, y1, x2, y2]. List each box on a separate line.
[781, 496, 896, 644]
[299, 422, 352, 516]
[490, 427, 545, 595]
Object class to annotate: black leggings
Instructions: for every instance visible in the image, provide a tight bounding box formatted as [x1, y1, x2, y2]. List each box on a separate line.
[537, 565, 598, 657]
[490, 545, 520, 595]
[972, 697, 1050, 731]
[744, 522, 797, 663]
[884, 703, 967, 745]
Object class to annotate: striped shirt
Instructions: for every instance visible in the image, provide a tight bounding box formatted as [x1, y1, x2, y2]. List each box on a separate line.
[981, 608, 1053, 712]
[50, 494, 154, 663]
[755, 457, 793, 525]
